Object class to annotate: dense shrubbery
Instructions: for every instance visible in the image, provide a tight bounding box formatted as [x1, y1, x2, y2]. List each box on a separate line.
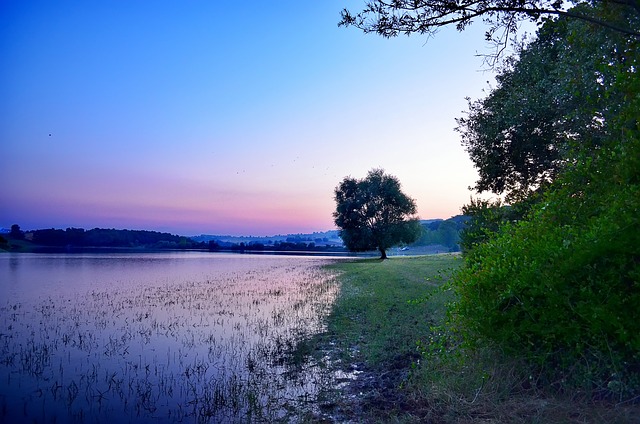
[453, 133, 640, 395]
[458, 198, 537, 253]
[449, 4, 640, 399]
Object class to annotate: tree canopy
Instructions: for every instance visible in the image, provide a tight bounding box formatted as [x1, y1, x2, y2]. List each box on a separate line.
[456, 5, 637, 200]
[334, 169, 421, 259]
[9, 224, 24, 240]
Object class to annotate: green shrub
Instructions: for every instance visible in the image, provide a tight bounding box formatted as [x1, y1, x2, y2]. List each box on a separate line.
[452, 129, 640, 398]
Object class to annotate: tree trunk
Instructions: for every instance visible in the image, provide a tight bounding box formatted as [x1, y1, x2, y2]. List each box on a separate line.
[379, 246, 387, 260]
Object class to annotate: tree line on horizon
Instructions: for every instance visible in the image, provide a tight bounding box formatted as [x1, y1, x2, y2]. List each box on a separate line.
[2, 219, 466, 253]
[2, 225, 201, 250]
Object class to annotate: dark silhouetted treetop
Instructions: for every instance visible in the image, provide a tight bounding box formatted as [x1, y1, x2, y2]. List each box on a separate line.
[334, 168, 421, 259]
[9, 224, 25, 240]
[339, 0, 640, 37]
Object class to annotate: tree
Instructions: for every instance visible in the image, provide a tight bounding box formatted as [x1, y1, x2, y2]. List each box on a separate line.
[9, 224, 24, 240]
[339, 0, 640, 62]
[456, 6, 637, 200]
[334, 169, 421, 259]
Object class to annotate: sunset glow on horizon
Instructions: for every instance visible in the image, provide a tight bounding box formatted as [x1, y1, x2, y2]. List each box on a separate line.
[1, 1, 505, 236]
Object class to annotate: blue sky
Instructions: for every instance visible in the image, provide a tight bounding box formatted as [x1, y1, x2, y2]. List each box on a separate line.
[1, 1, 506, 236]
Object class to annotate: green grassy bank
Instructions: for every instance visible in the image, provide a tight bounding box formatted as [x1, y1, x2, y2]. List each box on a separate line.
[323, 255, 459, 369]
[316, 255, 639, 423]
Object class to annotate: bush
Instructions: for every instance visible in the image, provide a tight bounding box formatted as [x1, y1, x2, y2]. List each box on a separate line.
[452, 130, 640, 398]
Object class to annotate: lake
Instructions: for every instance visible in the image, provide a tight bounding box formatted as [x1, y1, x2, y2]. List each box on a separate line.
[0, 252, 345, 423]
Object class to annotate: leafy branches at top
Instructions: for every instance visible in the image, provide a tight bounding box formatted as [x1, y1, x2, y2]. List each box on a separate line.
[456, 4, 637, 200]
[339, 0, 640, 62]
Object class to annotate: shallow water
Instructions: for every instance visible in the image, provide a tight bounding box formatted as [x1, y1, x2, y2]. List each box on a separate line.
[0, 252, 343, 422]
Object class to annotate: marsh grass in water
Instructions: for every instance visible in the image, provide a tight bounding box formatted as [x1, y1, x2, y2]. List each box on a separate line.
[0, 253, 341, 423]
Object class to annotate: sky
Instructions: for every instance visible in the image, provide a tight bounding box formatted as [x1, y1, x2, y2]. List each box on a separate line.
[1, 1, 507, 236]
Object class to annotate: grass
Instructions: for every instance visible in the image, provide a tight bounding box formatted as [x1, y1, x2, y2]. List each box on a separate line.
[324, 255, 458, 367]
[316, 254, 640, 423]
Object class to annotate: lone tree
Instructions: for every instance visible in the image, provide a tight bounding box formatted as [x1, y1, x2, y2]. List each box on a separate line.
[334, 169, 421, 259]
[9, 224, 24, 240]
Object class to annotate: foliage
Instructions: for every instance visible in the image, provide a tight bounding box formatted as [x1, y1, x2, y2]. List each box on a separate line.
[456, 4, 637, 201]
[450, 2, 640, 399]
[452, 117, 640, 397]
[334, 168, 421, 259]
[339, 0, 640, 412]
[414, 216, 467, 251]
[458, 196, 538, 253]
[339, 0, 640, 62]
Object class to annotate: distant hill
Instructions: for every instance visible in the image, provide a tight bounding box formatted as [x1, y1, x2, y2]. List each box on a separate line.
[190, 215, 469, 253]
[190, 230, 344, 248]
[419, 219, 443, 225]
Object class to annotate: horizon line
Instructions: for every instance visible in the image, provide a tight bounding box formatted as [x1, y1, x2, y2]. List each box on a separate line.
[3, 215, 460, 239]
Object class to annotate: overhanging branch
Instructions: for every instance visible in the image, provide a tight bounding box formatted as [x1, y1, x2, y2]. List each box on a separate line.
[340, 1, 640, 38]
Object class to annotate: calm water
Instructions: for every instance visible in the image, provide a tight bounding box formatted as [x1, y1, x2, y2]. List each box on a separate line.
[0, 252, 343, 423]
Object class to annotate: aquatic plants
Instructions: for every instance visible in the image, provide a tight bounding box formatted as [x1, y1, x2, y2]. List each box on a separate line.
[0, 255, 341, 422]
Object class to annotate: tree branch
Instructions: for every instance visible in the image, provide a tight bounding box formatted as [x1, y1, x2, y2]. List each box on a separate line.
[340, 1, 640, 38]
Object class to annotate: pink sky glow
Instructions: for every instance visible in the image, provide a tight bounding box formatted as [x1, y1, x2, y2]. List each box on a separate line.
[0, 1, 508, 236]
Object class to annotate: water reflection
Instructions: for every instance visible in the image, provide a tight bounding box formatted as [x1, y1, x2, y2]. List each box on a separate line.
[0, 252, 342, 422]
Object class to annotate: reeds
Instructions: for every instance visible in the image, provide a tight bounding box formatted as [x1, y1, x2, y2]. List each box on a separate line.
[0, 256, 341, 423]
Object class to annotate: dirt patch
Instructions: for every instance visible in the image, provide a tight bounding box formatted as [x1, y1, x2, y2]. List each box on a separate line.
[311, 346, 425, 423]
